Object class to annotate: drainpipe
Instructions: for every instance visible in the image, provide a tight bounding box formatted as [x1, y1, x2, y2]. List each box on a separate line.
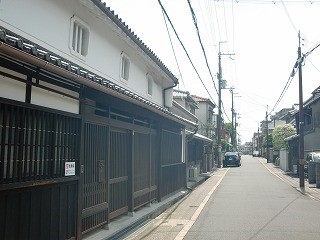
[163, 81, 177, 109]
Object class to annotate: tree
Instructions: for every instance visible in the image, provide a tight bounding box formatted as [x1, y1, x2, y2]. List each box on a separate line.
[272, 124, 296, 150]
[224, 122, 234, 136]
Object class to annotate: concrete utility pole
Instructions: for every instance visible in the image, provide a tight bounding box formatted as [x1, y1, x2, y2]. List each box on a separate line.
[235, 112, 238, 150]
[266, 107, 269, 163]
[257, 127, 260, 153]
[217, 41, 234, 167]
[230, 88, 234, 149]
[298, 31, 305, 188]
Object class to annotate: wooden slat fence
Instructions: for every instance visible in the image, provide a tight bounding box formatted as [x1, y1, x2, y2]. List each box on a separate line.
[133, 132, 157, 210]
[109, 128, 129, 219]
[160, 129, 186, 198]
[0, 99, 80, 240]
[82, 122, 109, 233]
[0, 101, 80, 184]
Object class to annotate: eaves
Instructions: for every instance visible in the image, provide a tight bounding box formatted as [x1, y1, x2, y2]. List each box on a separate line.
[0, 27, 196, 129]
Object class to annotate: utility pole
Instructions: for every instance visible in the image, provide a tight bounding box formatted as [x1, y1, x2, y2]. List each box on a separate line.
[217, 45, 223, 167]
[217, 41, 234, 167]
[266, 107, 269, 163]
[298, 31, 305, 188]
[234, 112, 238, 150]
[257, 127, 260, 153]
[230, 88, 234, 150]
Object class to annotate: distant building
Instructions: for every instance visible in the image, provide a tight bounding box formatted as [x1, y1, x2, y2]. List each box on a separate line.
[191, 95, 216, 139]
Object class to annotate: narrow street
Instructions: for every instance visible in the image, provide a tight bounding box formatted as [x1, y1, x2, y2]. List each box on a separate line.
[125, 156, 320, 240]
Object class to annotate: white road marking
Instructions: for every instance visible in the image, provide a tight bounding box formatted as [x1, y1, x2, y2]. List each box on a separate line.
[174, 168, 229, 240]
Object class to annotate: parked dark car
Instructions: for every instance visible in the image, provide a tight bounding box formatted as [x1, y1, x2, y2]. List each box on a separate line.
[223, 152, 241, 167]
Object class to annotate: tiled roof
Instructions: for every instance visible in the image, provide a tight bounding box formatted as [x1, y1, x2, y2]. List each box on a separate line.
[192, 95, 209, 102]
[173, 89, 190, 98]
[192, 95, 215, 108]
[0, 27, 196, 128]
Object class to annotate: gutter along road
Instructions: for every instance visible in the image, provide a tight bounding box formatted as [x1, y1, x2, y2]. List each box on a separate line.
[125, 155, 320, 240]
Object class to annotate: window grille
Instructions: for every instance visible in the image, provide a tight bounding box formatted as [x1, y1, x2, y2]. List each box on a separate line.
[121, 54, 130, 80]
[70, 16, 89, 58]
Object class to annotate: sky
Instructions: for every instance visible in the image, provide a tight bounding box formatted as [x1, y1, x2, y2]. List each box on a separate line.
[105, 0, 320, 143]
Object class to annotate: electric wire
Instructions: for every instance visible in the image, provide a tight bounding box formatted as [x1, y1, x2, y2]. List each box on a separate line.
[213, 0, 320, 4]
[213, 0, 222, 41]
[307, 58, 320, 74]
[186, 0, 219, 95]
[270, 41, 320, 113]
[304, 41, 320, 57]
[157, 0, 217, 106]
[270, 61, 297, 113]
[161, 9, 186, 89]
[280, 0, 298, 34]
[188, 0, 232, 124]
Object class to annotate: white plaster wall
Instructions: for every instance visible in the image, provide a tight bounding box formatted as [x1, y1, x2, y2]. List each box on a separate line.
[0, 0, 172, 106]
[196, 102, 209, 136]
[31, 86, 79, 114]
[0, 75, 26, 102]
[279, 149, 289, 172]
[197, 103, 208, 124]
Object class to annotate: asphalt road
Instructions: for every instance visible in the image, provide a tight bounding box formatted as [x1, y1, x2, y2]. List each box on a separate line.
[125, 155, 320, 240]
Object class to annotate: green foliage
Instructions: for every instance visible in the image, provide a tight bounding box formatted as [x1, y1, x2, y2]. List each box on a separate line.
[263, 135, 273, 147]
[272, 124, 296, 150]
[224, 122, 234, 135]
[221, 139, 230, 151]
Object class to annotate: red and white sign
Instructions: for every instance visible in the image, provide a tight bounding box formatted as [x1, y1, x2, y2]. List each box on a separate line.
[65, 162, 76, 176]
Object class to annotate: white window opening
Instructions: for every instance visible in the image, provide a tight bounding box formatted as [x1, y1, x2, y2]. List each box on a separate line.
[147, 74, 153, 96]
[70, 16, 89, 58]
[121, 53, 130, 81]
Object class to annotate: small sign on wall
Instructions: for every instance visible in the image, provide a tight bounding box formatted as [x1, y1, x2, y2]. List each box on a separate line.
[65, 162, 76, 176]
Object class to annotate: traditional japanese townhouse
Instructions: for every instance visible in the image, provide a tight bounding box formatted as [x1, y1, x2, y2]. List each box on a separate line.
[172, 90, 213, 181]
[0, 0, 197, 239]
[191, 95, 216, 171]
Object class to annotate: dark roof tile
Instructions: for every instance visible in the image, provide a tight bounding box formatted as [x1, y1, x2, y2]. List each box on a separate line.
[0, 26, 196, 128]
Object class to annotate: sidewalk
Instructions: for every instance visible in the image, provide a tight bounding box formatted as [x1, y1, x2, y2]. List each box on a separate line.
[258, 158, 320, 201]
[83, 172, 211, 240]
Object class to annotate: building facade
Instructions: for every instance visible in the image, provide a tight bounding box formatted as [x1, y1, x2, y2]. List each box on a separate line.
[0, 1, 196, 239]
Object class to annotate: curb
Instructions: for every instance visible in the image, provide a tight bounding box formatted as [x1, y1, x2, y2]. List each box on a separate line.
[104, 176, 209, 240]
[259, 158, 320, 202]
[105, 192, 187, 240]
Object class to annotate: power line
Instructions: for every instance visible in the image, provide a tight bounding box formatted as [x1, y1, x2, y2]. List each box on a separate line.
[213, 0, 320, 4]
[270, 40, 320, 113]
[157, 0, 217, 106]
[280, 0, 298, 34]
[186, 0, 219, 95]
[270, 60, 297, 113]
[161, 9, 186, 89]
